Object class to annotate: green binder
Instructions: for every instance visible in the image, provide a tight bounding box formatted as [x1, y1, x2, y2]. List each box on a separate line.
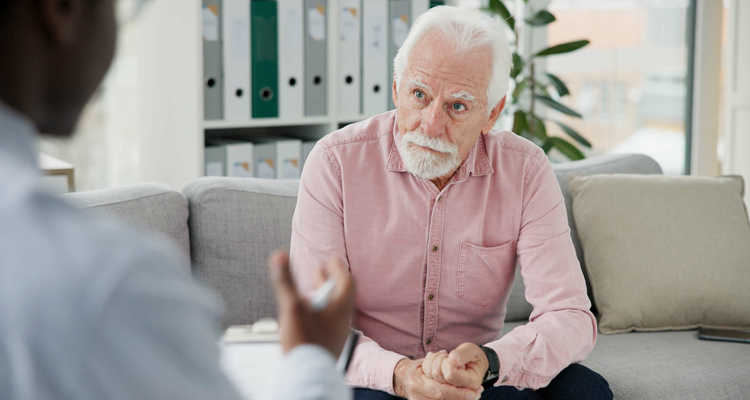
[251, 0, 279, 118]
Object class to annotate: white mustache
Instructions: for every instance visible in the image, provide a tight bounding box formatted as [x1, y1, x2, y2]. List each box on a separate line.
[402, 131, 458, 155]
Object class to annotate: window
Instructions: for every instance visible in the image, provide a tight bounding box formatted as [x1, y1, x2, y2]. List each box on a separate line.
[545, 0, 692, 174]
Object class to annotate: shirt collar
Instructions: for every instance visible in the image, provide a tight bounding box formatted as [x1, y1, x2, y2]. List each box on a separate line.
[0, 100, 38, 169]
[386, 112, 495, 179]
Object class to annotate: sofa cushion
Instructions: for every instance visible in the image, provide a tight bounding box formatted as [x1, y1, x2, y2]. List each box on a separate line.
[503, 321, 750, 399]
[183, 177, 298, 328]
[504, 153, 663, 321]
[65, 183, 190, 262]
[569, 174, 750, 334]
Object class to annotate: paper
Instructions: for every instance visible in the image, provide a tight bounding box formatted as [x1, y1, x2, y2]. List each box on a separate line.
[206, 162, 223, 176]
[340, 7, 358, 42]
[221, 343, 284, 400]
[203, 5, 220, 42]
[392, 14, 408, 48]
[281, 158, 300, 179]
[308, 5, 326, 41]
[257, 159, 275, 179]
[230, 16, 250, 59]
[366, 17, 385, 58]
[232, 162, 251, 177]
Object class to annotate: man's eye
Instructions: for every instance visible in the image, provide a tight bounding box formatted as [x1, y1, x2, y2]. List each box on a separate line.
[414, 90, 425, 100]
[452, 103, 466, 111]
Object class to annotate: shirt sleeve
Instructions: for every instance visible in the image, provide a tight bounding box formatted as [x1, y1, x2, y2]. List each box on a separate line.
[290, 143, 407, 395]
[81, 244, 245, 400]
[484, 153, 597, 390]
[273, 345, 352, 400]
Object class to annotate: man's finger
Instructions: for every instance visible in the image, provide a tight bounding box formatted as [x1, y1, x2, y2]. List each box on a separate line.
[449, 343, 485, 368]
[269, 251, 299, 307]
[430, 352, 448, 384]
[313, 265, 328, 287]
[441, 360, 478, 389]
[422, 353, 435, 380]
[419, 374, 481, 400]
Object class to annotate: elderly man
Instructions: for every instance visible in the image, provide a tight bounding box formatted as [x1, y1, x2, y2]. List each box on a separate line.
[291, 5, 612, 400]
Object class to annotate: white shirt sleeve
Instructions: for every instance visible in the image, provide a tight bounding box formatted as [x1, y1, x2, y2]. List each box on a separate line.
[273, 345, 353, 400]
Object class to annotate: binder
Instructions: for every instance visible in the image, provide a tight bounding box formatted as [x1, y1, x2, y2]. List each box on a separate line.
[278, 0, 305, 118]
[253, 137, 303, 179]
[388, 0, 410, 110]
[362, 0, 388, 115]
[252, 0, 279, 118]
[223, 0, 252, 120]
[203, 0, 223, 120]
[304, 0, 327, 116]
[301, 141, 317, 171]
[411, 0, 429, 23]
[254, 143, 277, 179]
[338, 0, 362, 116]
[223, 141, 255, 177]
[205, 145, 226, 176]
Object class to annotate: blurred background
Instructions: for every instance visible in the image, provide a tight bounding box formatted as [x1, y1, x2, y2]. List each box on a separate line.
[39, 0, 743, 201]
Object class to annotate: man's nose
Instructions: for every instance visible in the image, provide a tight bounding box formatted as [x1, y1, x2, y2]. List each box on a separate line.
[420, 102, 447, 138]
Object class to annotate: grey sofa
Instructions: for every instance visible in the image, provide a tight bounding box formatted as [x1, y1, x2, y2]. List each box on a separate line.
[66, 153, 750, 399]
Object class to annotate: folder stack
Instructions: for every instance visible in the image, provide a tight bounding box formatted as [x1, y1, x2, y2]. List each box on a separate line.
[201, 0, 437, 122]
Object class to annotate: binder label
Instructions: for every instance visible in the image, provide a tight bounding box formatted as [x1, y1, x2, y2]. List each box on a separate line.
[206, 162, 223, 177]
[341, 7, 358, 42]
[308, 5, 326, 41]
[392, 14, 408, 48]
[257, 159, 275, 179]
[202, 5, 220, 42]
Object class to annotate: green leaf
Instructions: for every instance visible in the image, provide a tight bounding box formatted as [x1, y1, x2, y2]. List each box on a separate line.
[525, 10, 556, 26]
[534, 82, 551, 97]
[512, 110, 528, 135]
[536, 95, 583, 118]
[529, 115, 548, 140]
[550, 137, 585, 161]
[534, 40, 589, 57]
[541, 138, 554, 153]
[486, 0, 515, 31]
[545, 72, 569, 97]
[510, 53, 524, 79]
[512, 78, 527, 102]
[555, 121, 592, 148]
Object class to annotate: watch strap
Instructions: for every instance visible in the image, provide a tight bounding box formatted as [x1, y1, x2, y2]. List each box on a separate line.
[480, 346, 500, 388]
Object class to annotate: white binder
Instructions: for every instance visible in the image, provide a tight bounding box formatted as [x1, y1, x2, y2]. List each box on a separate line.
[338, 0, 362, 117]
[411, 0, 429, 23]
[278, 0, 305, 118]
[223, 0, 252, 120]
[224, 142, 254, 177]
[362, 0, 389, 115]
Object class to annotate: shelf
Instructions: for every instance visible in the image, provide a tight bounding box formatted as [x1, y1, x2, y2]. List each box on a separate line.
[203, 116, 334, 129]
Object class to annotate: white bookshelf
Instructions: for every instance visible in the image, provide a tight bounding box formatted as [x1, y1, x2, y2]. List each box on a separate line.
[114, 0, 390, 189]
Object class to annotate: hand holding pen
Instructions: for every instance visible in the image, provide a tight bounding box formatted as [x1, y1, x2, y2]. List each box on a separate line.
[269, 251, 355, 360]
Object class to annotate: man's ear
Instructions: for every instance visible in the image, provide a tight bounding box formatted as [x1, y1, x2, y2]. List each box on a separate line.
[482, 95, 506, 134]
[392, 78, 398, 108]
[38, 0, 86, 46]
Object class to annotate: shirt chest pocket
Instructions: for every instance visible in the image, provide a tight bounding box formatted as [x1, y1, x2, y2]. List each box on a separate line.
[456, 240, 516, 308]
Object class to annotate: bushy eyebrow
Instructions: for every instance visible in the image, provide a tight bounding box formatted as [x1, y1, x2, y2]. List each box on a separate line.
[409, 79, 432, 92]
[450, 91, 477, 106]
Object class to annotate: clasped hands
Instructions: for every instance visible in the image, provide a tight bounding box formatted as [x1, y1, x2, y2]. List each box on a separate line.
[394, 343, 489, 400]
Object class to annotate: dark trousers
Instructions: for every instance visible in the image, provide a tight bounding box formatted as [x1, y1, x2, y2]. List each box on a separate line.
[353, 364, 613, 400]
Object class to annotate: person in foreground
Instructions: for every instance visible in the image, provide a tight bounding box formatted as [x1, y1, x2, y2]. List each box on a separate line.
[0, 0, 353, 399]
[290, 5, 613, 400]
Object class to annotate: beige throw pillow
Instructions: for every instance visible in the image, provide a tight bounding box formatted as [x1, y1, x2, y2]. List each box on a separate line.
[569, 174, 750, 334]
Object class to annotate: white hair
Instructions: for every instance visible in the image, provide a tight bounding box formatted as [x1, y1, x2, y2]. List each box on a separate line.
[393, 6, 512, 112]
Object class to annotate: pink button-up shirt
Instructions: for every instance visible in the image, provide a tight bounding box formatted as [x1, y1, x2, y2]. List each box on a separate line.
[290, 110, 596, 394]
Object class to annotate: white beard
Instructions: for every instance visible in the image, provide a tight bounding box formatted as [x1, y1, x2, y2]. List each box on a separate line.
[398, 131, 461, 180]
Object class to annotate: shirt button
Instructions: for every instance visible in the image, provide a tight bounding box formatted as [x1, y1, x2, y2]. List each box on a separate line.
[431, 245, 438, 252]
[426, 339, 432, 345]
[428, 294, 435, 300]
[437, 196, 442, 202]
[501, 376, 508, 383]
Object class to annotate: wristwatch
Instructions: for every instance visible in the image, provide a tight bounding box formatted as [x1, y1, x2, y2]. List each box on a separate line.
[480, 346, 500, 388]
